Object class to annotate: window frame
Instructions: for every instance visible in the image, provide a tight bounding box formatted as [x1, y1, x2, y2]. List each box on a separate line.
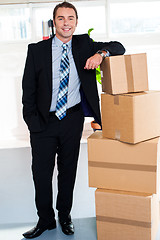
[107, 0, 160, 46]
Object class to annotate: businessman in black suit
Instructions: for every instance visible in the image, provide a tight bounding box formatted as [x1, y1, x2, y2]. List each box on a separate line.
[22, 2, 125, 239]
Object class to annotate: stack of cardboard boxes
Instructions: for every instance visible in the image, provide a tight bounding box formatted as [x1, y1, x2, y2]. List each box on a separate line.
[88, 53, 160, 240]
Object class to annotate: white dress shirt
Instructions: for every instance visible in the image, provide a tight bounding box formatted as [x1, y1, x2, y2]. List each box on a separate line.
[50, 36, 81, 112]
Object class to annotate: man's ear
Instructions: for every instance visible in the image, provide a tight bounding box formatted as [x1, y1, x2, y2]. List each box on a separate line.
[53, 19, 56, 27]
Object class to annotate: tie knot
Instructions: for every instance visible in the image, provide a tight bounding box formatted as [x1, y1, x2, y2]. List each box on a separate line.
[62, 43, 68, 51]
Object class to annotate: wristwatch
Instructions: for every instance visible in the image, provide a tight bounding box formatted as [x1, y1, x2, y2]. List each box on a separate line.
[96, 50, 109, 59]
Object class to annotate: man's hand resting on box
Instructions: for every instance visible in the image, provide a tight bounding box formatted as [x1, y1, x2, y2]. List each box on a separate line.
[84, 53, 103, 70]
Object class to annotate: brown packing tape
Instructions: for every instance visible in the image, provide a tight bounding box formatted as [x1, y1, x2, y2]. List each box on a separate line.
[124, 55, 134, 92]
[115, 129, 120, 140]
[96, 215, 152, 228]
[113, 96, 120, 140]
[114, 95, 119, 105]
[88, 161, 157, 172]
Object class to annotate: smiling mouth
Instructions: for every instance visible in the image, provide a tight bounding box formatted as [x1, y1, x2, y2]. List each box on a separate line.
[62, 28, 71, 32]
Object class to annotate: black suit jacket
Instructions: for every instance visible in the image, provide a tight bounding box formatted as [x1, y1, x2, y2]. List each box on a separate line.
[22, 34, 125, 132]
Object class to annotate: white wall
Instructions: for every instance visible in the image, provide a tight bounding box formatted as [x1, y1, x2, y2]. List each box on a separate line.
[0, 143, 96, 224]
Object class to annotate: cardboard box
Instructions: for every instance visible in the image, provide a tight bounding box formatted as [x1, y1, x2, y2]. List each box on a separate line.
[88, 131, 160, 194]
[95, 189, 159, 240]
[100, 53, 149, 94]
[101, 91, 160, 144]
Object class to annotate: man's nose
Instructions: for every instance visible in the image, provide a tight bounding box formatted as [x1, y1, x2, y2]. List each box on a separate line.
[64, 19, 69, 25]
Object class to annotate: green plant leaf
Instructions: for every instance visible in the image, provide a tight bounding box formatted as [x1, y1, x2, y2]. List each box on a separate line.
[96, 65, 102, 84]
[88, 28, 94, 37]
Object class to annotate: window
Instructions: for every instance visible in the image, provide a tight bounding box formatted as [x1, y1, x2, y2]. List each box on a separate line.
[0, 6, 31, 41]
[110, 1, 160, 35]
[74, 2, 106, 36]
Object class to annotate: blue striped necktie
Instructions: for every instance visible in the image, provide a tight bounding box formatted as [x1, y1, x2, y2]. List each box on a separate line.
[55, 43, 70, 120]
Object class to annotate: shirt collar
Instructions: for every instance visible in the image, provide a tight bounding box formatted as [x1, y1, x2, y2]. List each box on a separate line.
[52, 36, 72, 49]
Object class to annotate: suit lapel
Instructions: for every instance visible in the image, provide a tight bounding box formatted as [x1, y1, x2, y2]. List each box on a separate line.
[72, 36, 81, 77]
[44, 37, 53, 90]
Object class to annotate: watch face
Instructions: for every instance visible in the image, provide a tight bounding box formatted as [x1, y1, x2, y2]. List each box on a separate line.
[97, 50, 109, 58]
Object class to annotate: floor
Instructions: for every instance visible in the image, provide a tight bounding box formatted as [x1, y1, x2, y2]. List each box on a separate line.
[0, 218, 160, 240]
[0, 218, 97, 240]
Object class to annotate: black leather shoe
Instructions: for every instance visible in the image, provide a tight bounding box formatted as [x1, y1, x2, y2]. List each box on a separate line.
[23, 221, 56, 239]
[59, 214, 74, 235]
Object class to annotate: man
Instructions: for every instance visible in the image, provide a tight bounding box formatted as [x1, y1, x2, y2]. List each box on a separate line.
[22, 1, 125, 239]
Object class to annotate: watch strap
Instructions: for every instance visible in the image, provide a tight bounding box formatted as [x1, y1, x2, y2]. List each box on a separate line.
[96, 50, 110, 59]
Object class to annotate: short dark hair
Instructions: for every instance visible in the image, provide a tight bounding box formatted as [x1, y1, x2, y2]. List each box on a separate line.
[53, 2, 78, 20]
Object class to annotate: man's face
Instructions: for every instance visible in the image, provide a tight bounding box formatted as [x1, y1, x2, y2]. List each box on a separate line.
[53, 7, 78, 43]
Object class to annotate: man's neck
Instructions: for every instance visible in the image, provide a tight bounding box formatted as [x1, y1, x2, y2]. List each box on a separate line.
[55, 34, 72, 44]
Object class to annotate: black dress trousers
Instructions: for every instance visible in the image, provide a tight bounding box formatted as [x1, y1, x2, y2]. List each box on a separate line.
[30, 106, 84, 227]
